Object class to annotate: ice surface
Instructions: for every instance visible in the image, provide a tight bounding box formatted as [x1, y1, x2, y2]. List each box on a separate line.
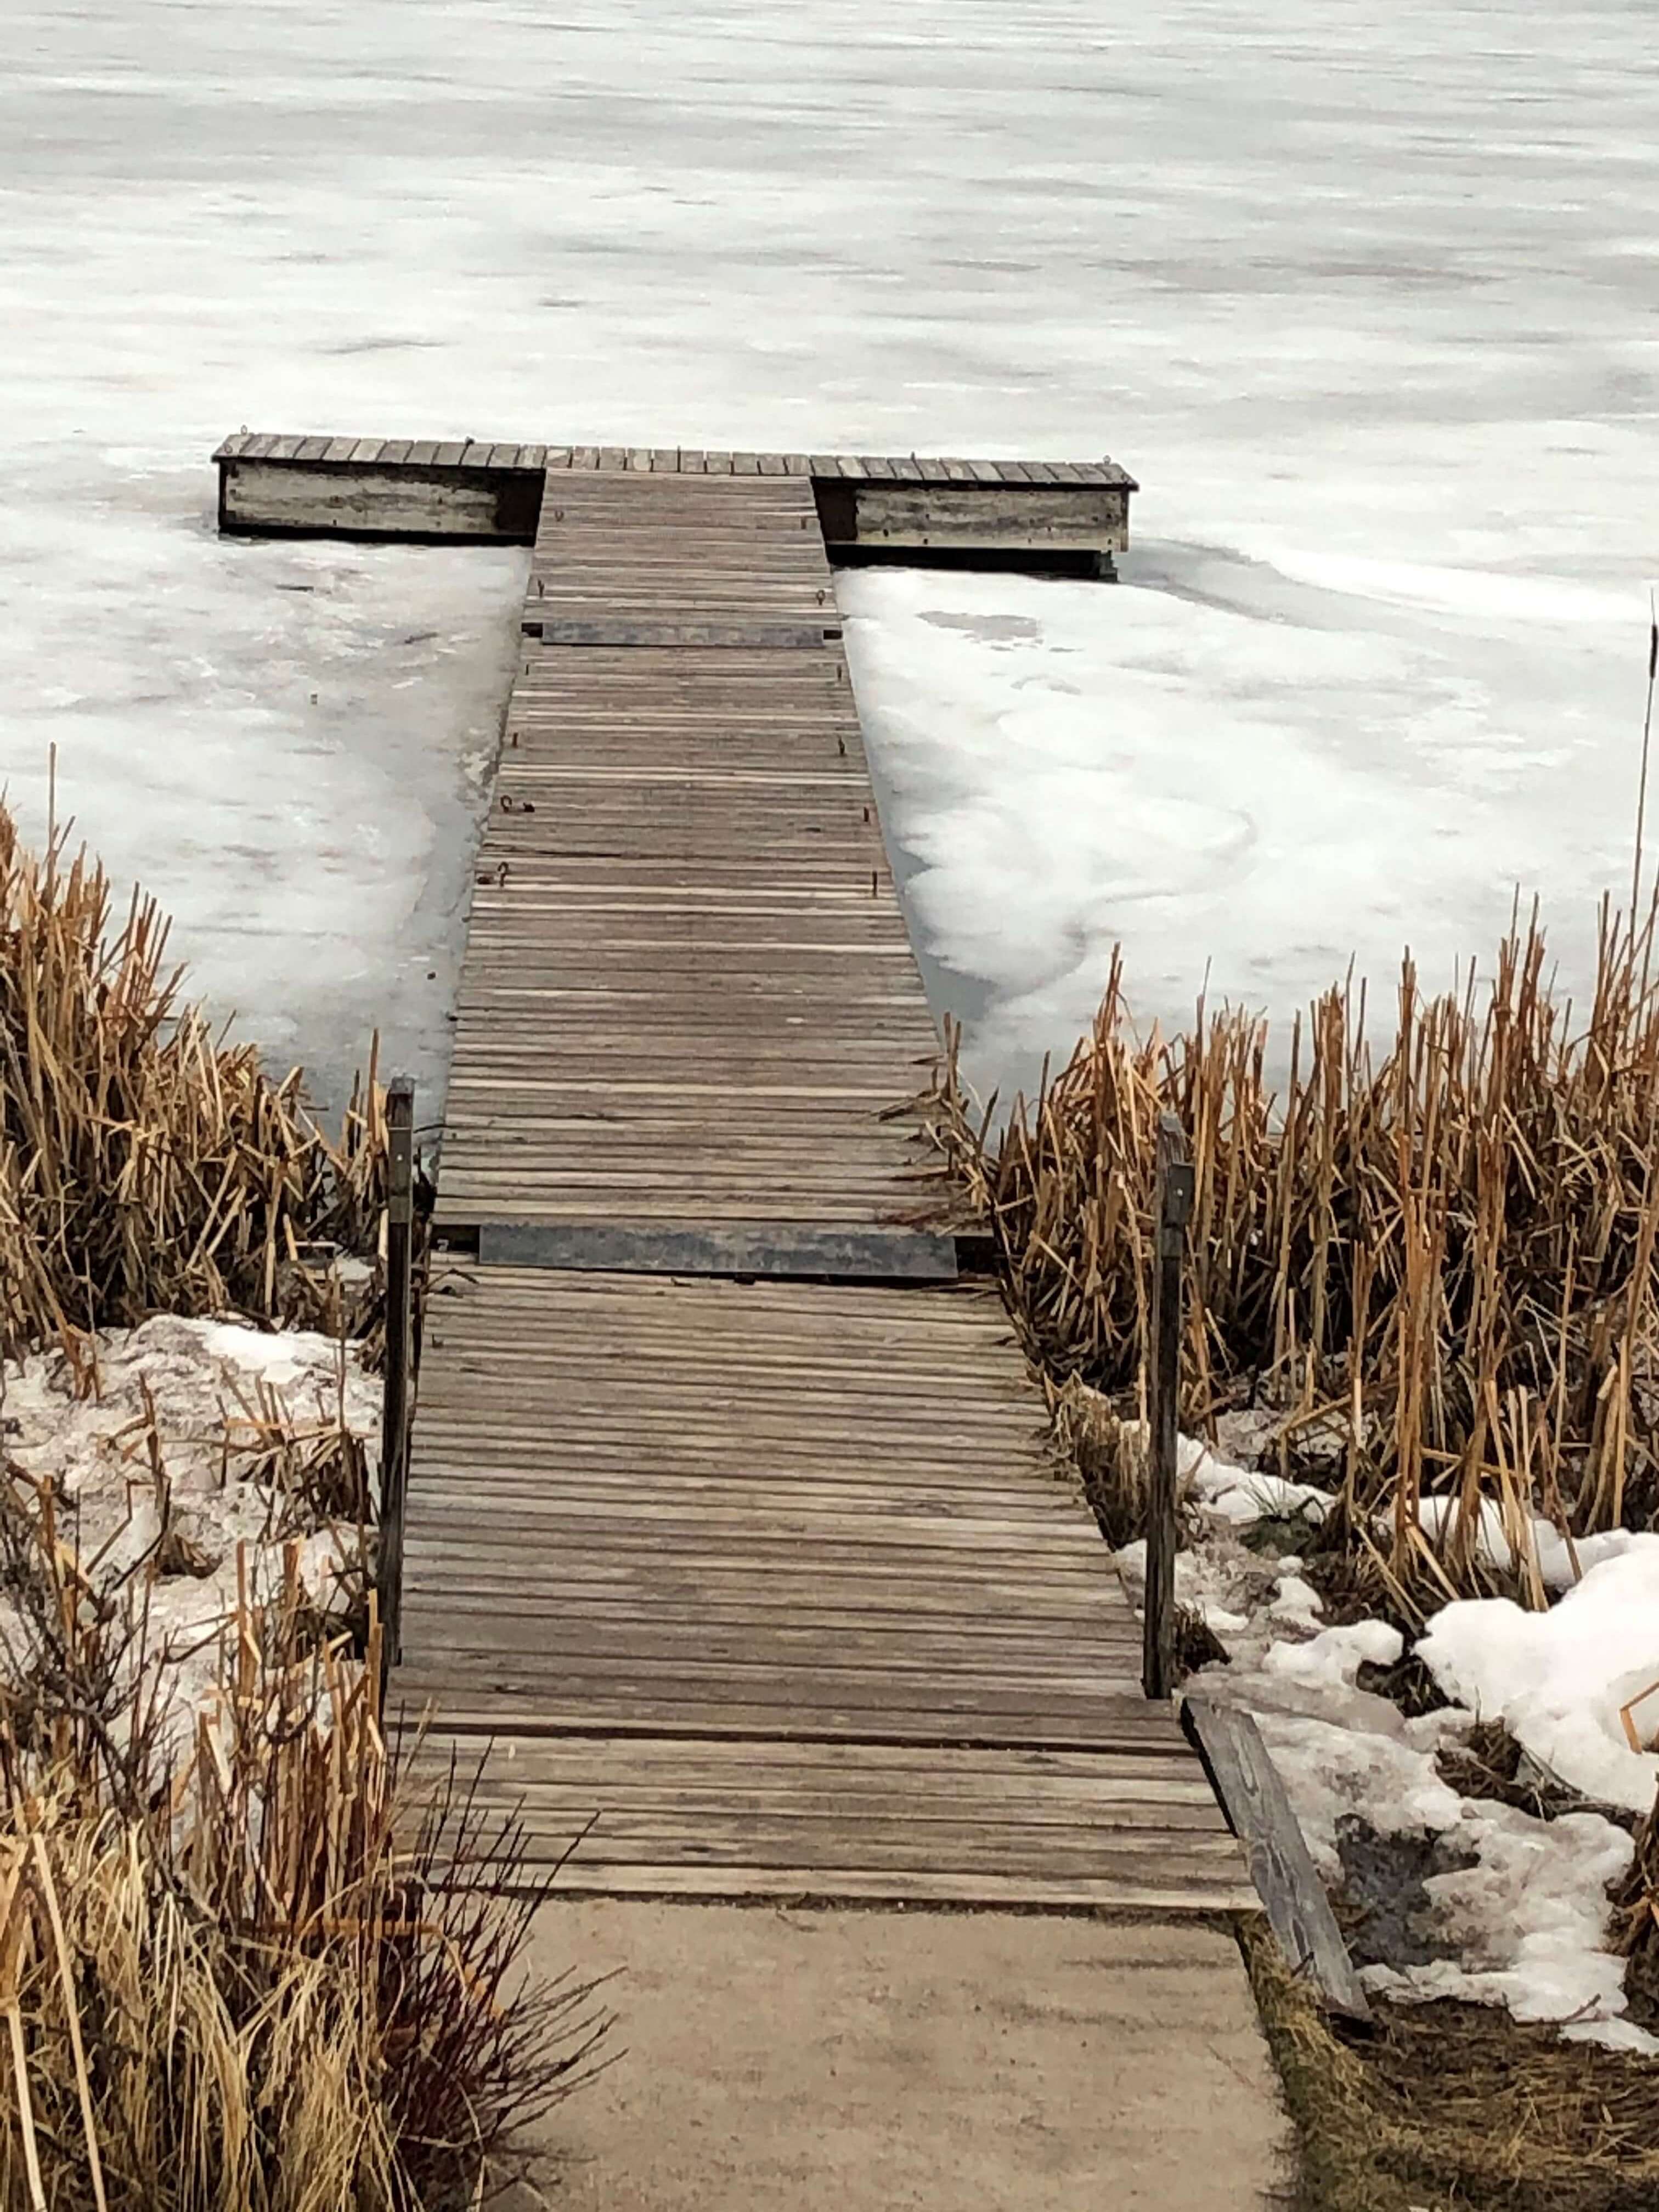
[4, 4, 1659, 1116]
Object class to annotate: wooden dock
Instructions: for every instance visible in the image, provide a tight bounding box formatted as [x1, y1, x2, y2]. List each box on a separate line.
[213, 436, 1136, 575]
[219, 435, 1249, 1910]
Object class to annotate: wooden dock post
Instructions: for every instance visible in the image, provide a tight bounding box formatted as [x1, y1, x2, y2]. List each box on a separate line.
[377, 1077, 415, 1682]
[1143, 1113, 1193, 1701]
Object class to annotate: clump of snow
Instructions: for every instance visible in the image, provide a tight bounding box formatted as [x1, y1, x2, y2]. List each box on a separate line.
[1114, 1488, 1658, 2052]
[1361, 1803, 1643, 2045]
[4, 1312, 380, 1539]
[1263, 1617, 1401, 1691]
[1418, 1543, 1659, 1817]
[1184, 1441, 1333, 1529]
[1416, 1493, 1643, 1595]
[1, 1314, 381, 1764]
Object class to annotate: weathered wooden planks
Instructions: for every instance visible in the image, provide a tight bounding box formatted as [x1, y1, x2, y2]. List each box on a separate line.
[522, 469, 837, 640]
[207, 435, 1247, 1911]
[473, 1222, 959, 1278]
[212, 436, 1138, 561]
[1183, 1694, 1370, 2019]
[394, 1272, 1254, 1906]
[216, 443, 544, 541]
[433, 628, 940, 1236]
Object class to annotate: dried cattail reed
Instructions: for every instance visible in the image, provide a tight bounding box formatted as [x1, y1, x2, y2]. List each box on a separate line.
[925, 906, 1659, 1602]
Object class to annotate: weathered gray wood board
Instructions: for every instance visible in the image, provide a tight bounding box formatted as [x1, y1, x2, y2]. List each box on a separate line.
[473, 1222, 959, 1278]
[1182, 1692, 1373, 2022]
[216, 447, 543, 541]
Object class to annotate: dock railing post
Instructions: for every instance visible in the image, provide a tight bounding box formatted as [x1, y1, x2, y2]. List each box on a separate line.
[1143, 1112, 1193, 1701]
[377, 1076, 415, 1690]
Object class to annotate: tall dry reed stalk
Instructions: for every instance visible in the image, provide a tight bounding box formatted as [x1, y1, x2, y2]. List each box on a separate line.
[0, 790, 387, 1363]
[927, 904, 1659, 1601]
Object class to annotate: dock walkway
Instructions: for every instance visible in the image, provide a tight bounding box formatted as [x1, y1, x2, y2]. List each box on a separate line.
[216, 435, 1248, 1910]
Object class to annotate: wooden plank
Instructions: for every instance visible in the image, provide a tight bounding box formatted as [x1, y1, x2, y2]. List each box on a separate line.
[379, 439, 414, 465]
[431, 441, 466, 465]
[524, 619, 836, 649]
[322, 437, 358, 462]
[346, 438, 384, 463]
[380, 1843, 1253, 1912]
[475, 1222, 957, 1278]
[213, 431, 251, 460]
[847, 482, 1128, 553]
[219, 461, 527, 541]
[1182, 1694, 1373, 2021]
[570, 444, 600, 469]
[406, 439, 439, 465]
[521, 444, 550, 469]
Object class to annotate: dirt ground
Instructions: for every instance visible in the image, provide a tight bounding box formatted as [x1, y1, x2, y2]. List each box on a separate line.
[508, 1900, 1289, 2211]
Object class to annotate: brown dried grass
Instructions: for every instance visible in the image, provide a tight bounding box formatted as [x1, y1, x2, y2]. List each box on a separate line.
[926, 902, 1659, 1601]
[1246, 1918, 1659, 2212]
[0, 1480, 611, 2211]
[0, 788, 387, 1364]
[0, 792, 604, 2204]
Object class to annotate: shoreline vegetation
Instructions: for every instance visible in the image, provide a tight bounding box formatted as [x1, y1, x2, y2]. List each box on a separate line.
[921, 907, 1659, 2208]
[13, 758, 1659, 2203]
[0, 795, 610, 2209]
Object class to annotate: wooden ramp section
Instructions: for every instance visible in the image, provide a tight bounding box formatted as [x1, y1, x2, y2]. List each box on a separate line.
[209, 435, 1245, 1909]
[396, 1270, 1253, 1909]
[437, 472, 950, 1274]
[524, 469, 840, 645]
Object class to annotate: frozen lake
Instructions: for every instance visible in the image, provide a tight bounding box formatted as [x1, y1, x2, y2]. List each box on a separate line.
[3, 1, 1657, 1120]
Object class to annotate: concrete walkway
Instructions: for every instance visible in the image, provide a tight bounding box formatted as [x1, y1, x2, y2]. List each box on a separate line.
[516, 1903, 1289, 2211]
